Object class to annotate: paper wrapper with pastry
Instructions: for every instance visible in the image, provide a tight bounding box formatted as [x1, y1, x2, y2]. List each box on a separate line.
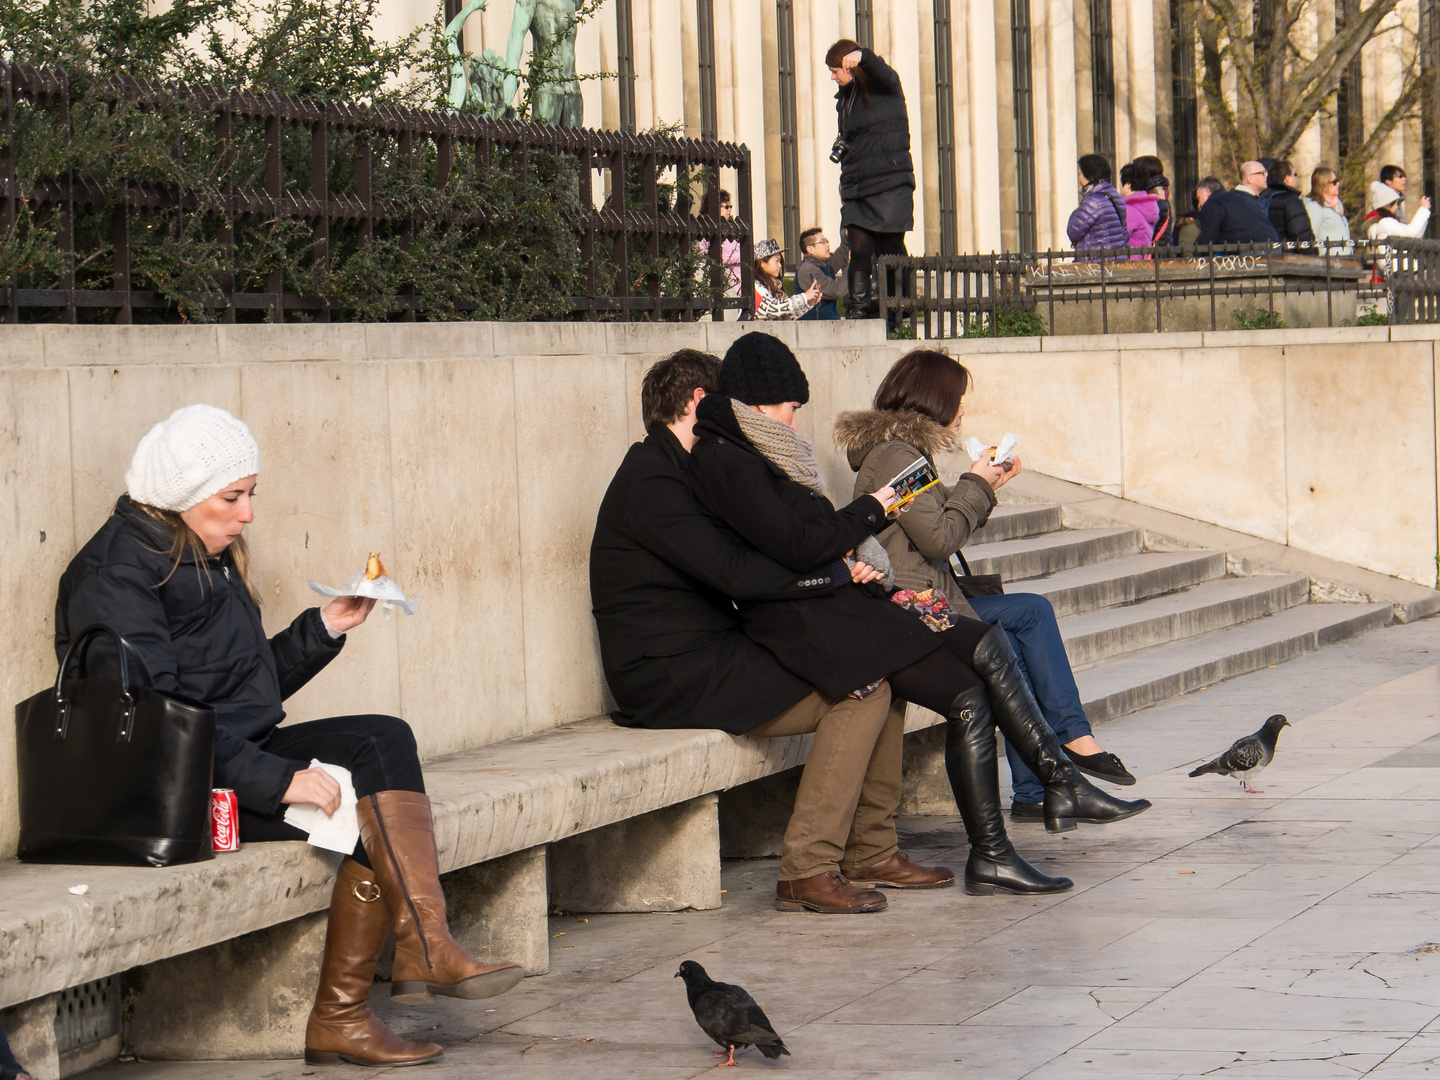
[962, 433, 1020, 468]
[308, 551, 419, 617]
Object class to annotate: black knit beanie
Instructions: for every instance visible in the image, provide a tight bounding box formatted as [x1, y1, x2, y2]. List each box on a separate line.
[720, 332, 811, 406]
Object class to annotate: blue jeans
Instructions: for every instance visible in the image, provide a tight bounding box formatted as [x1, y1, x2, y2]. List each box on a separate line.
[1, 1019, 26, 1080]
[968, 592, 1091, 805]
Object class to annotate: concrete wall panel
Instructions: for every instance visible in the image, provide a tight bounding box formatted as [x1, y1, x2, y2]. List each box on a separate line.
[1120, 348, 1288, 544]
[387, 358, 528, 754]
[1284, 343, 1439, 584]
[0, 369, 75, 861]
[512, 354, 630, 731]
[239, 362, 403, 726]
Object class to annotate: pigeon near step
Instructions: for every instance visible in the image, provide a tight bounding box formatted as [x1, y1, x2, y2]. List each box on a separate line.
[1188, 714, 1290, 793]
[675, 960, 790, 1067]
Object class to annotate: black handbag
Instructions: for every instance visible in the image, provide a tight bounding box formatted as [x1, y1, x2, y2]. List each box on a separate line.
[951, 551, 1005, 600]
[16, 623, 217, 867]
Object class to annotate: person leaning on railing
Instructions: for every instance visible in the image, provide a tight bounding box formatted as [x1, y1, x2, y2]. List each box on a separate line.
[1067, 155, 1129, 254]
[1302, 168, 1352, 255]
[1175, 177, 1225, 246]
[753, 238, 819, 320]
[1194, 162, 1280, 246]
[53, 405, 522, 1068]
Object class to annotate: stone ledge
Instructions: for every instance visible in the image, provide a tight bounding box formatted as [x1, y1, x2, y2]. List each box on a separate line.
[1003, 471, 1440, 623]
[0, 709, 943, 1010]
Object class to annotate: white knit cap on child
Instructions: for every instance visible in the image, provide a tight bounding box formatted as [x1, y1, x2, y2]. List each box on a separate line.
[125, 404, 260, 513]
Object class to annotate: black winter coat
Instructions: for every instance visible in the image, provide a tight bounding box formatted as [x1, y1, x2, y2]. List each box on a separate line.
[1266, 185, 1315, 245]
[685, 397, 942, 699]
[1195, 189, 1281, 245]
[589, 427, 838, 733]
[836, 49, 915, 201]
[55, 496, 344, 815]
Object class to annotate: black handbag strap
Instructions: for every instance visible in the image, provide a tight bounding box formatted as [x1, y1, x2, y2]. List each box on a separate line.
[53, 624, 154, 741]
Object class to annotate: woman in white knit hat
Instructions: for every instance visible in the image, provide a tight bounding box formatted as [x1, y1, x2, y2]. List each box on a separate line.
[54, 404, 521, 1067]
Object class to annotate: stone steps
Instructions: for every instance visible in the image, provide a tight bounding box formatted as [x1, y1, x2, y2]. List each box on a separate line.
[959, 499, 1393, 724]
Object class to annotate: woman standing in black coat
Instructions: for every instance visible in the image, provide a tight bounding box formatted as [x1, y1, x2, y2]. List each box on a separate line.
[686, 335, 1149, 896]
[1266, 159, 1315, 247]
[827, 39, 914, 319]
[56, 405, 521, 1068]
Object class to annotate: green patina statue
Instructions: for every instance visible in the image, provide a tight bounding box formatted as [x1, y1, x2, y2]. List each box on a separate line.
[445, 0, 583, 126]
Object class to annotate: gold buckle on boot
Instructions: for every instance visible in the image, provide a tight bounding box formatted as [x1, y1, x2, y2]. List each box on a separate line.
[353, 880, 383, 903]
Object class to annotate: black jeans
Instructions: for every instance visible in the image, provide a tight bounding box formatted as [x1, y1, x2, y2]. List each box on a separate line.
[239, 714, 425, 867]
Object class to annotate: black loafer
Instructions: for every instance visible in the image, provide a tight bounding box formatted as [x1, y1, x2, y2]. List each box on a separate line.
[1064, 748, 1137, 786]
[1009, 800, 1046, 823]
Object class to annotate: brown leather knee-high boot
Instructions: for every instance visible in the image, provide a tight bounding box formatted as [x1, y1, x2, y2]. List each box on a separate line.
[358, 791, 524, 1005]
[305, 858, 444, 1067]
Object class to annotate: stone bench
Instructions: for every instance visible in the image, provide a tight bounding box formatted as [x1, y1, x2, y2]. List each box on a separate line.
[0, 707, 948, 1071]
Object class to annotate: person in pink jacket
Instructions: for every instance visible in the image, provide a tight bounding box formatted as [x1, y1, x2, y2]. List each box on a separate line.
[1119, 162, 1159, 258]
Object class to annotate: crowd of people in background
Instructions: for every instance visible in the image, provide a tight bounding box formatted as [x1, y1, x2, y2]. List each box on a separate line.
[1069, 152, 1433, 258]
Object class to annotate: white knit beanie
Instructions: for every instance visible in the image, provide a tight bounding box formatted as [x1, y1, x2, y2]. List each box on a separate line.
[125, 405, 260, 512]
[1371, 180, 1402, 211]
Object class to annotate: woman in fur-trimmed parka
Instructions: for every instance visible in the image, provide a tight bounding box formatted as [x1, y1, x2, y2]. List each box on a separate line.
[835, 349, 1145, 820]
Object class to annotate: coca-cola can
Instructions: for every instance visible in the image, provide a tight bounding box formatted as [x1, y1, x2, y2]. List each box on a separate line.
[211, 788, 240, 852]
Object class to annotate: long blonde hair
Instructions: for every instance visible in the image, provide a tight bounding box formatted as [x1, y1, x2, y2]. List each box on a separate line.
[133, 501, 261, 604]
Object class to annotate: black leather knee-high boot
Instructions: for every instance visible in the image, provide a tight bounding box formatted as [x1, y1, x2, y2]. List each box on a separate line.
[945, 687, 1073, 895]
[970, 626, 1152, 833]
[845, 262, 873, 319]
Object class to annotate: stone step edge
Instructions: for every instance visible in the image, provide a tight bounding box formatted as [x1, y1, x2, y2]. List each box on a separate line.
[1015, 550, 1230, 615]
[1059, 575, 1312, 664]
[998, 470, 1439, 623]
[1077, 603, 1391, 725]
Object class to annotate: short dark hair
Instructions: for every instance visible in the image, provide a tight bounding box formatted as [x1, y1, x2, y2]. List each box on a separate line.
[642, 350, 722, 430]
[718, 189, 732, 205]
[1133, 154, 1166, 181]
[873, 349, 972, 427]
[1118, 162, 1142, 189]
[799, 227, 825, 251]
[1078, 154, 1112, 185]
[1381, 164, 1406, 183]
[1267, 159, 1295, 188]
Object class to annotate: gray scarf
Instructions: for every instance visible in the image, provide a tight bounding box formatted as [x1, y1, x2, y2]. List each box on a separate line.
[730, 402, 827, 495]
[730, 400, 894, 587]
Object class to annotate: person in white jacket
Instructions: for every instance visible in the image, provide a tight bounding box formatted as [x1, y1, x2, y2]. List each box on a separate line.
[1367, 182, 1431, 241]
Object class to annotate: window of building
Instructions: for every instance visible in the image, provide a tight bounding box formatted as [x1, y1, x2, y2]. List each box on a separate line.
[697, 0, 718, 141]
[616, 0, 637, 133]
[777, 0, 801, 260]
[934, 0, 959, 254]
[1091, 0, 1116, 166]
[1171, 0, 1200, 205]
[855, 0, 874, 50]
[1011, 0, 1038, 251]
[1336, 0, 1363, 162]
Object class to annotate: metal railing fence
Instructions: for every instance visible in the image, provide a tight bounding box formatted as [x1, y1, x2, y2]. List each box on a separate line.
[0, 63, 755, 323]
[877, 239, 1440, 338]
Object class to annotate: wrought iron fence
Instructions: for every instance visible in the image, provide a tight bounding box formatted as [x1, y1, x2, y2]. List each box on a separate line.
[877, 239, 1440, 338]
[0, 63, 755, 323]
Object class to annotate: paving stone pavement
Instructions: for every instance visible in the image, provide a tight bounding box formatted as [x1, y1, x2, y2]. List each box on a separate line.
[90, 616, 1440, 1079]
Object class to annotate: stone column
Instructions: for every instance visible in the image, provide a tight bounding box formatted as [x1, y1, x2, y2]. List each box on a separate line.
[729, 0, 771, 244]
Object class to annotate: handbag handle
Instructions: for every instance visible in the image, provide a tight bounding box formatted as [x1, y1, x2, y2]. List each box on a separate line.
[52, 623, 154, 743]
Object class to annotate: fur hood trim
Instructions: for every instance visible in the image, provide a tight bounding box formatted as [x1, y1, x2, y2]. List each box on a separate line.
[833, 409, 958, 470]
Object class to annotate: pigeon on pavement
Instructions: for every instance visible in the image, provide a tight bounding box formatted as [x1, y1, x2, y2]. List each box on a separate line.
[1189, 714, 1290, 793]
[675, 960, 790, 1067]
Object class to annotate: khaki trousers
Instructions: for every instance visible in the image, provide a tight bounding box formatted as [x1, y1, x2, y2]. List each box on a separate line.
[748, 686, 904, 880]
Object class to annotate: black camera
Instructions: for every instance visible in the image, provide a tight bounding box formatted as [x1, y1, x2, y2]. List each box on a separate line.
[829, 135, 850, 164]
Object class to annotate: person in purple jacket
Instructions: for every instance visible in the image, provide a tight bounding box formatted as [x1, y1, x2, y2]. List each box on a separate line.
[1067, 154, 1129, 254]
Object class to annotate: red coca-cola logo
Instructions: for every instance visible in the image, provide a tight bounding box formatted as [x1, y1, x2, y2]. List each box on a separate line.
[211, 795, 237, 850]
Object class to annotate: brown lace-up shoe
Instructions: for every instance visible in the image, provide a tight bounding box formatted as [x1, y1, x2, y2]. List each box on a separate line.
[775, 870, 888, 913]
[840, 850, 956, 889]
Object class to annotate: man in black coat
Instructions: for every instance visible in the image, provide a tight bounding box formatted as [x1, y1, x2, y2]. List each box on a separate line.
[1195, 161, 1281, 246]
[589, 349, 951, 913]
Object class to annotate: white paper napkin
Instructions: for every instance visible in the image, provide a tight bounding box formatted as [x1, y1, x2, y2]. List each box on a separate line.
[963, 433, 1020, 465]
[283, 759, 361, 854]
[308, 569, 419, 617]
